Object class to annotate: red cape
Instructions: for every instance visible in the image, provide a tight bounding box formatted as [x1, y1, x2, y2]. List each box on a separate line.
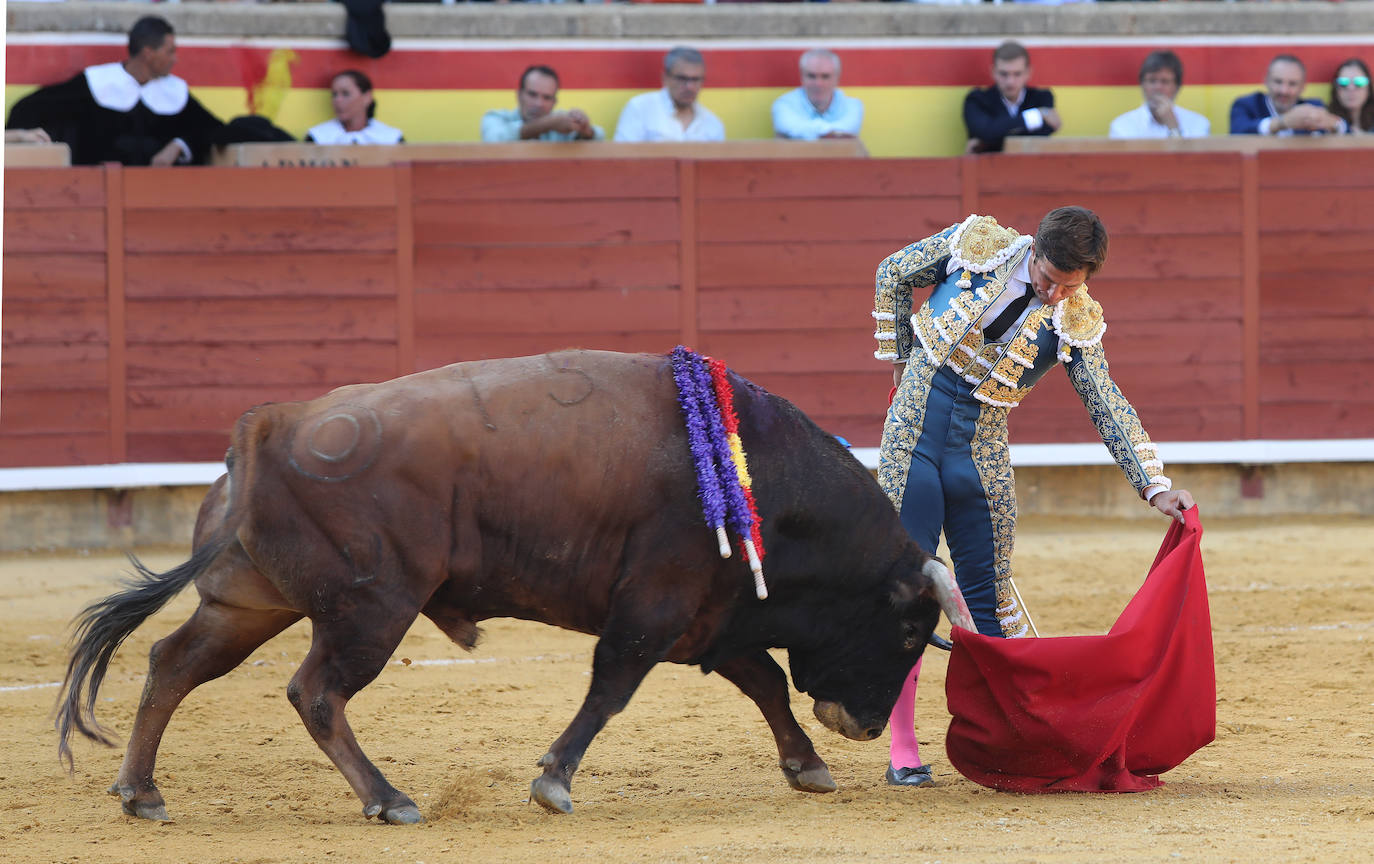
[945, 507, 1215, 792]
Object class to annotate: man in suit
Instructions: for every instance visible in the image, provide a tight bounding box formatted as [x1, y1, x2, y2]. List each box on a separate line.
[1229, 54, 1345, 136]
[963, 41, 1060, 154]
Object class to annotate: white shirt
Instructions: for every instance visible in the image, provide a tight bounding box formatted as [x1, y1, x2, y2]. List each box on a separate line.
[84, 62, 189, 115]
[306, 118, 404, 145]
[1108, 103, 1211, 139]
[613, 89, 725, 143]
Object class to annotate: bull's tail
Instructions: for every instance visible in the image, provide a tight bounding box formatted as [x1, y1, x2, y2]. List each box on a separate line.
[924, 559, 975, 633]
[54, 536, 230, 769]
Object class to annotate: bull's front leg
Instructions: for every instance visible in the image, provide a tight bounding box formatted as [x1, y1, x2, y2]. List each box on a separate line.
[714, 651, 837, 793]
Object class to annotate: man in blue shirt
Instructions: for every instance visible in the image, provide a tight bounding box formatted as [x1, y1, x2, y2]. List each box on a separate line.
[771, 49, 863, 141]
[481, 65, 602, 143]
[1229, 54, 1345, 136]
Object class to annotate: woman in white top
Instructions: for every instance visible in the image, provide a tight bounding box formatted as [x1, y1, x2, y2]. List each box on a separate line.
[306, 70, 404, 145]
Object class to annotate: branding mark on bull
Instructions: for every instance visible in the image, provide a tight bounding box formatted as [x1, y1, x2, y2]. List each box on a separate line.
[287, 405, 383, 482]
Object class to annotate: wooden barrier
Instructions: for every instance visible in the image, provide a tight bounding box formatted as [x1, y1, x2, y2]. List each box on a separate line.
[3, 142, 71, 166]
[213, 139, 869, 167]
[1005, 135, 1374, 154]
[4, 151, 1373, 467]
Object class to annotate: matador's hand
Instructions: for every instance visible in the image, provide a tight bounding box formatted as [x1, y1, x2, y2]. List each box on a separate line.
[1151, 489, 1195, 523]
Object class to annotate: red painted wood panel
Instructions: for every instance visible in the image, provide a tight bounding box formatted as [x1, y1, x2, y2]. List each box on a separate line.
[2, 168, 104, 209]
[1259, 187, 1374, 233]
[1088, 278, 1242, 322]
[698, 330, 878, 374]
[0, 390, 108, 433]
[696, 159, 963, 200]
[1260, 402, 1374, 439]
[1, 344, 107, 391]
[123, 208, 397, 254]
[977, 190, 1244, 236]
[697, 198, 954, 244]
[1259, 361, 1374, 403]
[1010, 404, 1245, 445]
[2, 208, 106, 253]
[413, 289, 678, 335]
[1096, 234, 1243, 279]
[123, 166, 396, 209]
[699, 286, 877, 330]
[412, 161, 679, 202]
[123, 252, 398, 298]
[745, 371, 890, 420]
[413, 200, 679, 247]
[697, 242, 899, 289]
[978, 153, 1243, 194]
[126, 342, 397, 388]
[1, 254, 107, 300]
[1258, 150, 1374, 190]
[1260, 318, 1374, 363]
[1258, 231, 1374, 281]
[126, 385, 334, 432]
[127, 432, 236, 463]
[1, 300, 108, 343]
[0, 434, 109, 467]
[125, 298, 398, 343]
[415, 244, 679, 293]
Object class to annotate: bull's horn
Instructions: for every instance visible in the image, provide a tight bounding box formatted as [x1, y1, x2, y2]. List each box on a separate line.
[923, 559, 975, 632]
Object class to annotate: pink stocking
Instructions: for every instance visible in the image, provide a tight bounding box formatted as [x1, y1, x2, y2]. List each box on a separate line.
[887, 657, 924, 769]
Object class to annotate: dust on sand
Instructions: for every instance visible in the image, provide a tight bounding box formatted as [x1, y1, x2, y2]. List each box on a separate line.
[1, 515, 1371, 862]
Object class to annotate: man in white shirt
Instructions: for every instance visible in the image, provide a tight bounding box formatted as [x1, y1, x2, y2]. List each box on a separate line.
[1109, 51, 1211, 139]
[771, 49, 864, 141]
[613, 47, 725, 143]
[481, 65, 603, 143]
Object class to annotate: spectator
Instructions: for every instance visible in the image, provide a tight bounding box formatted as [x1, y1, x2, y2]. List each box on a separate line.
[481, 65, 603, 142]
[1229, 54, 1345, 136]
[613, 47, 725, 143]
[771, 49, 863, 140]
[1328, 58, 1374, 135]
[1108, 50, 1210, 139]
[305, 70, 403, 145]
[4, 15, 224, 165]
[963, 41, 1059, 153]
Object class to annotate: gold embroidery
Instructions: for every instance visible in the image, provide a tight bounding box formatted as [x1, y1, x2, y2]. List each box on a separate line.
[969, 403, 1023, 638]
[1053, 288, 1106, 347]
[878, 352, 939, 508]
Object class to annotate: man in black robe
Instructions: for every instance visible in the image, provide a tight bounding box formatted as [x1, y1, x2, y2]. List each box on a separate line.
[6, 16, 224, 166]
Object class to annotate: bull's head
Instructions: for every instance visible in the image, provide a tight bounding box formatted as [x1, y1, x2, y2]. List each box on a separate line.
[790, 557, 972, 741]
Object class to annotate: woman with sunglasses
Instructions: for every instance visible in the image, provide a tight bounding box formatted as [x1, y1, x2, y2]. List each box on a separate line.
[1328, 59, 1374, 134]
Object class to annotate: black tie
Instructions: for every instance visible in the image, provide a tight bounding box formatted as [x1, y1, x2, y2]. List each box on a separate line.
[984, 286, 1033, 341]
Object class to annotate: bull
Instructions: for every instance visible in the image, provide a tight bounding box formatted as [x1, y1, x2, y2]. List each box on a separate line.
[56, 350, 971, 823]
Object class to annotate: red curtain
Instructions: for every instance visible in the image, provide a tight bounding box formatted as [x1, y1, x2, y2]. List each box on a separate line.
[944, 507, 1215, 792]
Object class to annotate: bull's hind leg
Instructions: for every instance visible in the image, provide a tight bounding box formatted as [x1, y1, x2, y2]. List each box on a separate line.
[715, 651, 837, 793]
[286, 605, 423, 824]
[112, 599, 301, 820]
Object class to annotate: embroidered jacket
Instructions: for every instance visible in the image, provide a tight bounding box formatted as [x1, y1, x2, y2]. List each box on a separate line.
[872, 215, 1170, 496]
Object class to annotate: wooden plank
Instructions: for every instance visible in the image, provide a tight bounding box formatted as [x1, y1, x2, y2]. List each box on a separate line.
[977, 190, 1244, 236]
[977, 152, 1243, 194]
[413, 200, 679, 246]
[124, 252, 397, 298]
[395, 163, 415, 377]
[0, 390, 108, 434]
[1259, 361, 1374, 403]
[2, 167, 104, 208]
[107, 163, 126, 463]
[696, 197, 960, 244]
[0, 434, 110, 468]
[2, 143, 71, 168]
[1011, 403, 1244, 444]
[1258, 187, 1374, 233]
[125, 298, 399, 344]
[413, 289, 678, 335]
[1260, 317, 1374, 362]
[694, 159, 962, 200]
[1258, 149, 1374, 189]
[0, 300, 108, 343]
[1, 254, 107, 300]
[1259, 402, 1374, 439]
[1242, 152, 1260, 439]
[699, 330, 878, 374]
[415, 243, 679, 293]
[415, 331, 679, 369]
[2, 207, 106, 253]
[127, 432, 236, 463]
[123, 208, 397, 254]
[123, 166, 396, 209]
[1259, 275, 1374, 317]
[679, 161, 699, 350]
[1088, 278, 1242, 322]
[412, 160, 679, 202]
[739, 371, 890, 419]
[1258, 230, 1374, 278]
[1095, 234, 1242, 279]
[961, 154, 978, 217]
[699, 286, 883, 331]
[697, 241, 900, 289]
[125, 342, 397, 387]
[0, 344, 107, 390]
[1019, 361, 1244, 410]
[126, 385, 333, 432]
[1101, 320, 1243, 366]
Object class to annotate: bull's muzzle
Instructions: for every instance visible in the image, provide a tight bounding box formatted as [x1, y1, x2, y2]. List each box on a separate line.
[812, 700, 883, 741]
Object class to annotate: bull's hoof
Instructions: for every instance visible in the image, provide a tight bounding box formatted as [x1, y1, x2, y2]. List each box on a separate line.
[529, 775, 574, 814]
[108, 782, 171, 821]
[381, 804, 425, 825]
[781, 759, 837, 793]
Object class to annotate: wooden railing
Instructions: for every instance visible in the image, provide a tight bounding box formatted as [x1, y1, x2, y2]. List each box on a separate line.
[4, 150, 1372, 467]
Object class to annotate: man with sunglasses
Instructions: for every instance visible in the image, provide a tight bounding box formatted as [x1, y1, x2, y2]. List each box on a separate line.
[613, 46, 724, 143]
[1230, 53, 1346, 136]
[870, 207, 1194, 787]
[1109, 50, 1210, 139]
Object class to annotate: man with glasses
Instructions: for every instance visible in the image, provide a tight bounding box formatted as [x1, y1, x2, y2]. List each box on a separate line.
[1230, 53, 1345, 135]
[870, 207, 1194, 787]
[1109, 50, 1210, 139]
[613, 46, 725, 143]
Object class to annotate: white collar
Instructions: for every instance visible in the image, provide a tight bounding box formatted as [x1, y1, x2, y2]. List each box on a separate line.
[1000, 89, 1026, 114]
[307, 118, 403, 145]
[85, 62, 189, 115]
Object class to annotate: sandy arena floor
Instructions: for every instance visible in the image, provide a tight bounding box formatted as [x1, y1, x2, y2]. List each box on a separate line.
[2, 514, 1371, 863]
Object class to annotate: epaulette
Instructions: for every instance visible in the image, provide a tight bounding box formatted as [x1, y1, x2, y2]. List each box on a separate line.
[949, 214, 1033, 289]
[1052, 288, 1107, 361]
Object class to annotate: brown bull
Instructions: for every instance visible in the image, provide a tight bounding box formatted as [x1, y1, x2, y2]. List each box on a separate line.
[56, 350, 971, 822]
